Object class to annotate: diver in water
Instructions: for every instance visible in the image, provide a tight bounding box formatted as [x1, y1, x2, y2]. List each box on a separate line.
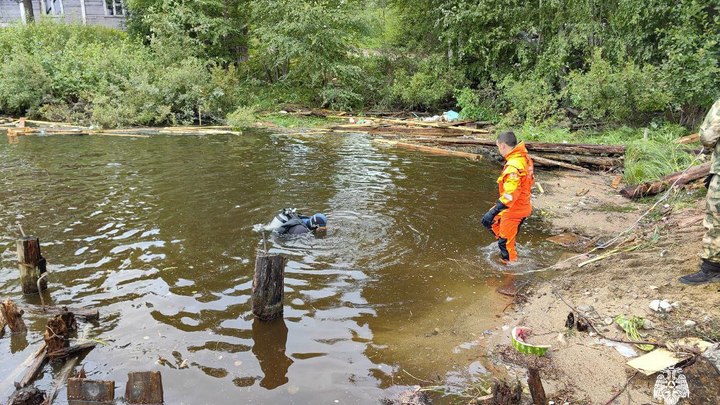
[268, 208, 327, 235]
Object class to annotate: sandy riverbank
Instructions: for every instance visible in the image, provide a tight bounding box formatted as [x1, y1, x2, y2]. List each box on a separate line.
[479, 171, 720, 404]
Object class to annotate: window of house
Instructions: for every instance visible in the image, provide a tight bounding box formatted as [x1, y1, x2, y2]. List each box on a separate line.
[45, 0, 64, 15]
[105, 0, 125, 16]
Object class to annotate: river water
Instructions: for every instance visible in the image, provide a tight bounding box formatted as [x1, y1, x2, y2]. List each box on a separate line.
[0, 130, 558, 404]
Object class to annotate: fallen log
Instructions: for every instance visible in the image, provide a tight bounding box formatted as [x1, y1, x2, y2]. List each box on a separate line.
[375, 118, 490, 134]
[43, 356, 79, 405]
[409, 138, 626, 156]
[47, 342, 97, 359]
[531, 155, 590, 172]
[16, 343, 48, 389]
[620, 162, 710, 199]
[19, 304, 99, 321]
[373, 139, 482, 160]
[534, 153, 623, 168]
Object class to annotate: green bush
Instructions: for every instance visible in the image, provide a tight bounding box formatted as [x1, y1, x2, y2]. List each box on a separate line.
[565, 50, 672, 124]
[389, 55, 466, 110]
[226, 106, 256, 129]
[499, 76, 560, 125]
[455, 87, 502, 122]
[0, 22, 244, 127]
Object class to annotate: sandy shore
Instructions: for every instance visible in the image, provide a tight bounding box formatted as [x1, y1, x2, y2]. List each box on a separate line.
[480, 171, 720, 404]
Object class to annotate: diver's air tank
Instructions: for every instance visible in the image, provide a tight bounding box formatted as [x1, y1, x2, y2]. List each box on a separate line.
[265, 208, 296, 231]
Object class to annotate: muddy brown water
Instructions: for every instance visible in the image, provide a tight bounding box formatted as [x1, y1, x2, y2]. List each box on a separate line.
[0, 130, 560, 404]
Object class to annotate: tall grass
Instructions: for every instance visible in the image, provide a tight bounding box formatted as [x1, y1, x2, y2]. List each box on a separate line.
[512, 123, 697, 184]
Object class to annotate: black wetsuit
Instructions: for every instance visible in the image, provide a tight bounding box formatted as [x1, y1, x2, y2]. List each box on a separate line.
[274, 218, 312, 235]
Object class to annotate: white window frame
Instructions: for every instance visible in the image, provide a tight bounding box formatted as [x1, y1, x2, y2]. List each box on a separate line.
[104, 0, 125, 16]
[44, 0, 64, 16]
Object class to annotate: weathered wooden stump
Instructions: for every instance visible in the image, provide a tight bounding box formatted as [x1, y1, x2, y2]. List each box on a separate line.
[252, 251, 287, 321]
[68, 378, 115, 403]
[491, 379, 522, 404]
[17, 237, 48, 295]
[1, 298, 27, 333]
[7, 386, 45, 405]
[44, 312, 74, 355]
[125, 371, 163, 404]
[527, 367, 546, 405]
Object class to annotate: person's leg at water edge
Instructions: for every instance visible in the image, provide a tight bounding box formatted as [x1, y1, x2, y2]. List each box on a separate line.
[491, 213, 523, 263]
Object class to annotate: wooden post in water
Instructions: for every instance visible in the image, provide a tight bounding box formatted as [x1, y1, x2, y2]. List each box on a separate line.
[0, 298, 27, 333]
[125, 371, 163, 405]
[17, 236, 48, 295]
[68, 378, 115, 403]
[252, 251, 287, 321]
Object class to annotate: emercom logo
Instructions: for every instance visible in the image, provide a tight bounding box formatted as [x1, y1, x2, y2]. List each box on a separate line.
[653, 367, 690, 405]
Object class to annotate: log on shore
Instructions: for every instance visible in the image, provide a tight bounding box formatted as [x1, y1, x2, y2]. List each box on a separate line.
[620, 162, 710, 199]
[410, 138, 626, 156]
[373, 139, 482, 160]
[530, 155, 590, 172]
[20, 304, 99, 321]
[534, 152, 623, 168]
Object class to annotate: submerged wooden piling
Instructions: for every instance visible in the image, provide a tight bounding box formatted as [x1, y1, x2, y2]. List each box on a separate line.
[1, 299, 27, 333]
[125, 371, 163, 405]
[68, 378, 115, 403]
[527, 367, 547, 405]
[252, 251, 287, 321]
[16, 237, 48, 295]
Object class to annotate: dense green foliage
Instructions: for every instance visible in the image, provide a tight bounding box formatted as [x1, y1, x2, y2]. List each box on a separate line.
[2, 1, 717, 128]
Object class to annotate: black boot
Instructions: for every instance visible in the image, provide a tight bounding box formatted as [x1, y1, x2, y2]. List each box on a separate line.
[679, 260, 720, 285]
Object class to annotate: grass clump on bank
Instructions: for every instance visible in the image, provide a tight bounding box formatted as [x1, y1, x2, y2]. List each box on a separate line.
[512, 123, 697, 185]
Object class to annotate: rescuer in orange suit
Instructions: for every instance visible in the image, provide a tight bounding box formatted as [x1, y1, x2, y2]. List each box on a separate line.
[481, 131, 534, 263]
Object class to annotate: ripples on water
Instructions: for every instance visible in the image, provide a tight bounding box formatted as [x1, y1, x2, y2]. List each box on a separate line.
[0, 131, 558, 404]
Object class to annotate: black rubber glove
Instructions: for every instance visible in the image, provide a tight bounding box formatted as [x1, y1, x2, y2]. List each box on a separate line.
[481, 200, 507, 229]
[705, 173, 715, 189]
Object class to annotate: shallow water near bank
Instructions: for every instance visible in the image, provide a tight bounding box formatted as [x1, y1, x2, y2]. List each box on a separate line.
[0, 130, 560, 404]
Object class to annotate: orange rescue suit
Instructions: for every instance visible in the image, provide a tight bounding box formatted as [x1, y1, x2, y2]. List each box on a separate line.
[491, 142, 534, 262]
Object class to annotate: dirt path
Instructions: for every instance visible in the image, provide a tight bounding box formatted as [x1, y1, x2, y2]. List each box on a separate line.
[481, 171, 720, 404]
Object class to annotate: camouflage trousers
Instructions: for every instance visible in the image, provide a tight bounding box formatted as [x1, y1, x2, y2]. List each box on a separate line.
[702, 174, 720, 262]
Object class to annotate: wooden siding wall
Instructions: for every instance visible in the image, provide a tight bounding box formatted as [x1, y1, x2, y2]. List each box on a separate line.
[0, 0, 125, 29]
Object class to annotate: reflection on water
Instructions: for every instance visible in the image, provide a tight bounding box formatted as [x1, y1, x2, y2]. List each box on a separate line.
[0, 130, 558, 404]
[252, 318, 293, 389]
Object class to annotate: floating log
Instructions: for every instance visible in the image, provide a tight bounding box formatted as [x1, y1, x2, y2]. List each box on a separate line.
[1, 299, 27, 333]
[47, 342, 97, 359]
[19, 304, 99, 321]
[67, 378, 115, 403]
[44, 356, 79, 405]
[620, 162, 710, 199]
[125, 371, 163, 405]
[373, 139, 482, 160]
[17, 237, 48, 295]
[16, 343, 48, 389]
[252, 252, 287, 321]
[7, 386, 45, 405]
[410, 138, 626, 156]
[531, 155, 590, 172]
[527, 368, 547, 405]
